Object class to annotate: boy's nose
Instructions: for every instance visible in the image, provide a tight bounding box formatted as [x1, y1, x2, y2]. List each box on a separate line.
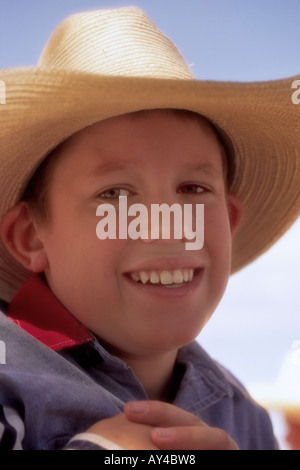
[136, 201, 192, 245]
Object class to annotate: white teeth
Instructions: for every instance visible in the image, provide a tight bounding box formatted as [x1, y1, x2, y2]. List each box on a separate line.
[173, 270, 183, 284]
[129, 268, 196, 286]
[140, 271, 149, 284]
[150, 272, 160, 284]
[161, 271, 173, 285]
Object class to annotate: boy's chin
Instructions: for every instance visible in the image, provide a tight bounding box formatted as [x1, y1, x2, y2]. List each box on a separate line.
[133, 323, 207, 355]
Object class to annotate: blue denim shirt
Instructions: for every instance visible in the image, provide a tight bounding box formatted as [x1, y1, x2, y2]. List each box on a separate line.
[0, 276, 277, 450]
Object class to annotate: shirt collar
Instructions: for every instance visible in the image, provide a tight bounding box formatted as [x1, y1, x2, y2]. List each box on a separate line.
[7, 274, 94, 351]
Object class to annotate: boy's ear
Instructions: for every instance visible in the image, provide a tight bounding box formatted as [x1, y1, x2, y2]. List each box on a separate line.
[0, 202, 49, 273]
[227, 193, 244, 236]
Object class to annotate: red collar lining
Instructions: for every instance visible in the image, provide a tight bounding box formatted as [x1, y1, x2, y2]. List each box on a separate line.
[7, 275, 93, 351]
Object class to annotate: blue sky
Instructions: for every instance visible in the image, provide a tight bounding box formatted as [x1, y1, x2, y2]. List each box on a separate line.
[1, 0, 300, 81]
[1, 0, 300, 391]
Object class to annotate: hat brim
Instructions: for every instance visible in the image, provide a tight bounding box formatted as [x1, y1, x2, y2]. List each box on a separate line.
[0, 66, 300, 301]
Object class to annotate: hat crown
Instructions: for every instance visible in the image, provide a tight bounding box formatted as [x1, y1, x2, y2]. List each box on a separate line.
[38, 7, 194, 80]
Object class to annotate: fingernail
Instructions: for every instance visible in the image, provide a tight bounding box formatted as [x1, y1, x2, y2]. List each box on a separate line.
[154, 427, 174, 438]
[128, 401, 149, 414]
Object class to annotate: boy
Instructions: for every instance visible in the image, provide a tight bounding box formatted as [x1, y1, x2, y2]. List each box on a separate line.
[0, 7, 299, 450]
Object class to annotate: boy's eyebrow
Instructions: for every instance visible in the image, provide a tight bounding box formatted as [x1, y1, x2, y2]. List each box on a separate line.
[182, 162, 222, 177]
[89, 160, 135, 176]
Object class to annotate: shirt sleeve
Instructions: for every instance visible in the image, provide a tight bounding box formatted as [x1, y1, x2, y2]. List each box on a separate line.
[64, 432, 124, 450]
[0, 406, 25, 450]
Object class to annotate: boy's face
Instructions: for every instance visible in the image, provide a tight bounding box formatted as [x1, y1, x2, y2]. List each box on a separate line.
[34, 110, 239, 357]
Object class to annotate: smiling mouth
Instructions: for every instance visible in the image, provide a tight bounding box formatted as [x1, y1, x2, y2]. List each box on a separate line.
[127, 268, 200, 287]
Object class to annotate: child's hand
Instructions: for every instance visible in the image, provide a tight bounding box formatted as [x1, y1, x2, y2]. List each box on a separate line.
[86, 401, 238, 450]
[124, 400, 239, 450]
[86, 412, 159, 450]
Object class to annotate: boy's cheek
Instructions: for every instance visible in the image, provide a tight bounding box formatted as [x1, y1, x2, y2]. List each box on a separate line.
[204, 208, 233, 250]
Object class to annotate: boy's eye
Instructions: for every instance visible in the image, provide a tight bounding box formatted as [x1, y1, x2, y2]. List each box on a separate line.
[99, 188, 131, 199]
[178, 184, 205, 194]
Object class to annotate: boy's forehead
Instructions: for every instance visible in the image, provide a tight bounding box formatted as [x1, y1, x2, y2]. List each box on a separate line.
[59, 109, 221, 157]
[57, 110, 223, 172]
[43, 109, 225, 191]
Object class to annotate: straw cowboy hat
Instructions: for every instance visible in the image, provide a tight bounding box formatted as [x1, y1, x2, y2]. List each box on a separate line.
[0, 7, 299, 302]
